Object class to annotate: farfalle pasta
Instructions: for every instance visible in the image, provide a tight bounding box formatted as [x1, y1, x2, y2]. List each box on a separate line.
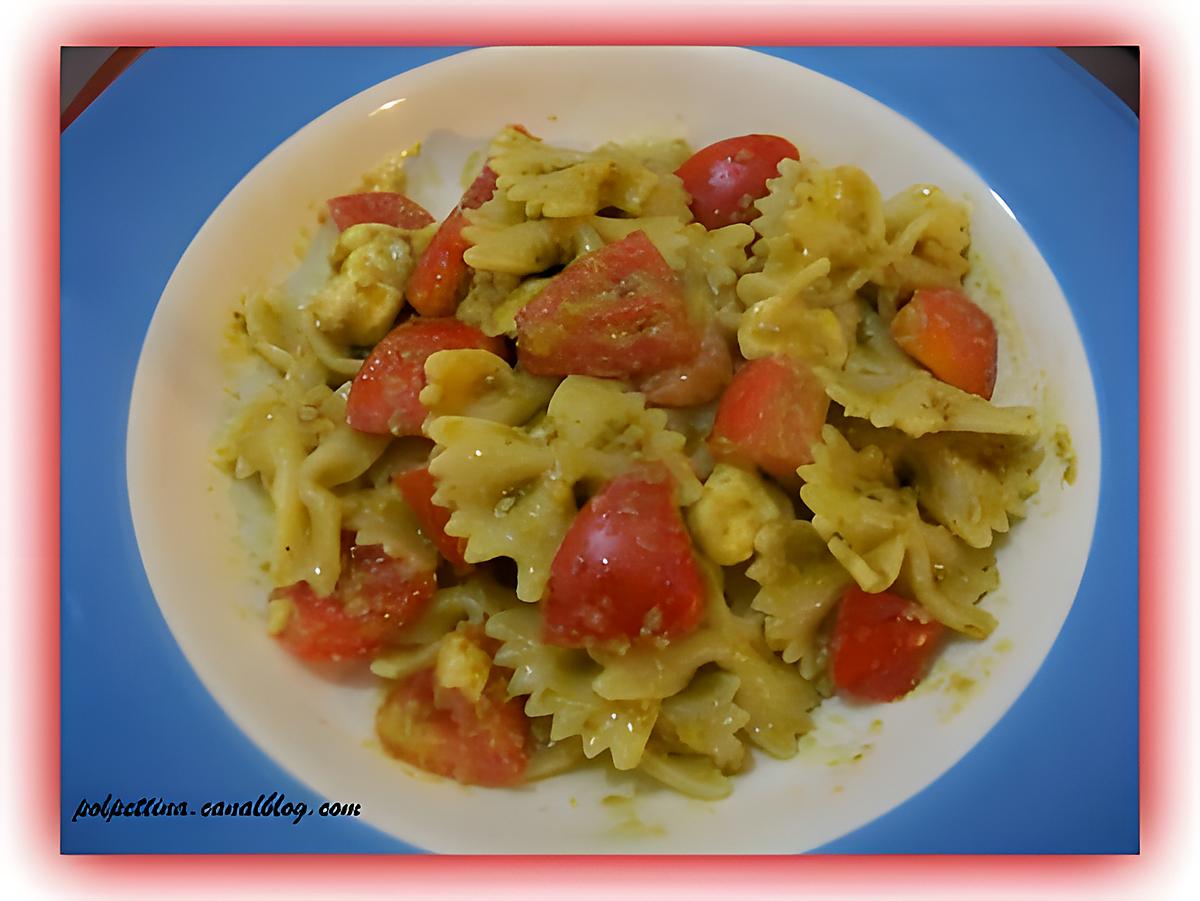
[747, 518, 851, 680]
[486, 604, 660, 771]
[216, 125, 1058, 799]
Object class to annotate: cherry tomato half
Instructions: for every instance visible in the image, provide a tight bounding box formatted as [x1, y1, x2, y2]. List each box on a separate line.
[541, 467, 706, 648]
[675, 134, 799, 229]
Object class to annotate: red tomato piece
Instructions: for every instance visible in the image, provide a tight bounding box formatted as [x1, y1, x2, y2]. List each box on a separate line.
[830, 586, 945, 702]
[405, 166, 500, 317]
[542, 467, 706, 648]
[346, 318, 508, 436]
[271, 535, 435, 663]
[393, 465, 469, 570]
[708, 356, 829, 481]
[675, 134, 800, 230]
[515, 230, 703, 379]
[326, 192, 435, 231]
[637, 322, 733, 407]
[460, 164, 502, 209]
[890, 287, 998, 399]
[376, 667, 530, 787]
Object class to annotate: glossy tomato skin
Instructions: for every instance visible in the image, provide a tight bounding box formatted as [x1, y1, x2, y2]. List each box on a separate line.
[272, 535, 435, 663]
[675, 135, 800, 230]
[346, 317, 508, 436]
[542, 467, 706, 648]
[326, 192, 435, 231]
[394, 465, 469, 570]
[708, 356, 830, 481]
[405, 166, 500, 317]
[830, 586, 945, 702]
[890, 287, 998, 399]
[515, 230, 703, 380]
[376, 666, 530, 787]
[637, 323, 733, 407]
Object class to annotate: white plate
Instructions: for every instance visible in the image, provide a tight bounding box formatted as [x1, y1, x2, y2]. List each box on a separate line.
[127, 46, 1101, 853]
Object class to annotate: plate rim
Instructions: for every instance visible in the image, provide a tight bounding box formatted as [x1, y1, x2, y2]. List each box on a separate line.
[59, 44, 1138, 855]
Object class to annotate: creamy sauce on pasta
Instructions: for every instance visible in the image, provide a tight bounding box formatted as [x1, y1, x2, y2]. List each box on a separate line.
[214, 125, 1059, 803]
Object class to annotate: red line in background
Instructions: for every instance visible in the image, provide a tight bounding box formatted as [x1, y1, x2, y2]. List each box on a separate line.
[60, 46, 148, 132]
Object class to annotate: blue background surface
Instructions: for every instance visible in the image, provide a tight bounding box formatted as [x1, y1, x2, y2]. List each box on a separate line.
[60, 47, 1138, 854]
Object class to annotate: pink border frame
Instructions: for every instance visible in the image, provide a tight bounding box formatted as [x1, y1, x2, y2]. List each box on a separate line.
[22, 3, 1184, 895]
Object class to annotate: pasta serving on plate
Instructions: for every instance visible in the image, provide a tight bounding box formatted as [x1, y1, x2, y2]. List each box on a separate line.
[215, 125, 1047, 799]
